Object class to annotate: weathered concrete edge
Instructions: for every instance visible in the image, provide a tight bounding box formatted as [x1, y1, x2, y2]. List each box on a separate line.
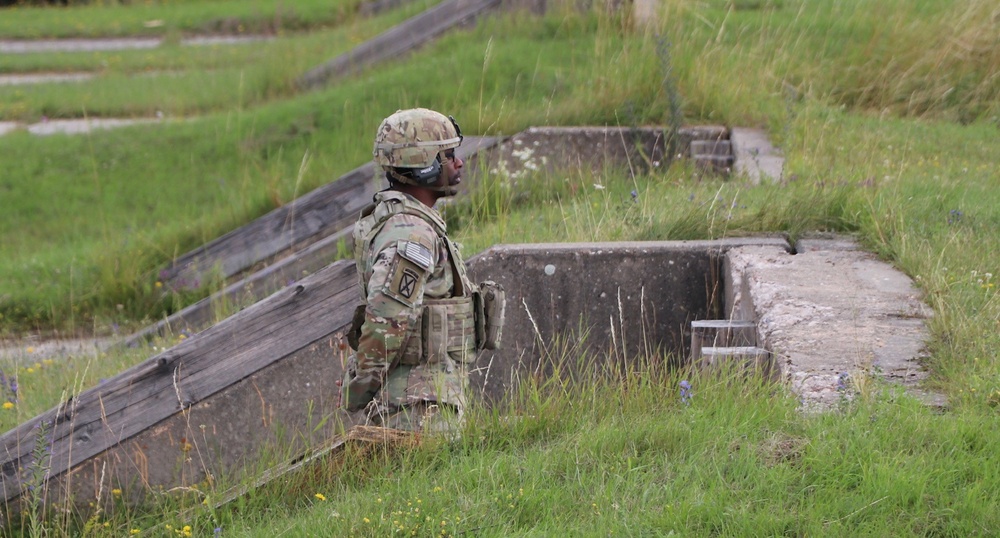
[471, 237, 791, 258]
[724, 235, 945, 410]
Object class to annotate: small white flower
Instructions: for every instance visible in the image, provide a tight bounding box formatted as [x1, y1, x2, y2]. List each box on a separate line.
[593, 184, 605, 190]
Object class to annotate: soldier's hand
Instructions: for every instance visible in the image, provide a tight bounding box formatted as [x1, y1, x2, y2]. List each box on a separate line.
[341, 375, 380, 411]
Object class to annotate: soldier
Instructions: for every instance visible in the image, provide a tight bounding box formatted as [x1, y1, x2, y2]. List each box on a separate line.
[340, 108, 504, 436]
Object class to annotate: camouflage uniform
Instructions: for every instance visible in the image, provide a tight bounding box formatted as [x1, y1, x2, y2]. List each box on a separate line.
[342, 190, 478, 434]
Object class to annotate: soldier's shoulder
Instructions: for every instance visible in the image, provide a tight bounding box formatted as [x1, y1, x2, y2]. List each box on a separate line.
[380, 212, 438, 238]
[371, 213, 439, 252]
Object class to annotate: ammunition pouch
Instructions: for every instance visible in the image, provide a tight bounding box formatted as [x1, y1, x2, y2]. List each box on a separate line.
[398, 296, 478, 365]
[474, 280, 506, 351]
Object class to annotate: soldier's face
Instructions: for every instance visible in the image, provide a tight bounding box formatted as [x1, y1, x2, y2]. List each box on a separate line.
[437, 149, 463, 196]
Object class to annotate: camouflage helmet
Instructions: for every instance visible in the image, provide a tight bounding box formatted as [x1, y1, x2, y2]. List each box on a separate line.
[373, 108, 463, 177]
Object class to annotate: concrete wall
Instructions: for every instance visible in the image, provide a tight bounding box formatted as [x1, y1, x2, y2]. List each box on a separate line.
[467, 239, 788, 404]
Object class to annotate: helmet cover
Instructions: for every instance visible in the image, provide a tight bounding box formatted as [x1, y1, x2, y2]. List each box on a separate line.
[373, 108, 462, 172]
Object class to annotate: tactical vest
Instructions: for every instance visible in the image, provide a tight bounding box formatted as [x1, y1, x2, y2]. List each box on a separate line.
[352, 191, 479, 366]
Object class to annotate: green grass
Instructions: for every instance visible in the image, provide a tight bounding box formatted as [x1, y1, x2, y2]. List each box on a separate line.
[215, 372, 999, 537]
[0, 0, 369, 39]
[1, 0, 999, 534]
[0, 0, 442, 121]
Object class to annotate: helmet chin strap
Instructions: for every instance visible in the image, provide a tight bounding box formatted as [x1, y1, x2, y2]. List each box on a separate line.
[388, 169, 459, 196]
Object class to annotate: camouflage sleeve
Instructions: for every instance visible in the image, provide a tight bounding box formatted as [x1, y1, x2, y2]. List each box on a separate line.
[354, 242, 424, 374]
[345, 216, 438, 410]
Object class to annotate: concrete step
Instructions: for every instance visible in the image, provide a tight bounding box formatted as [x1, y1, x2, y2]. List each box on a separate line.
[693, 154, 734, 173]
[698, 346, 775, 378]
[690, 139, 732, 157]
[689, 319, 756, 363]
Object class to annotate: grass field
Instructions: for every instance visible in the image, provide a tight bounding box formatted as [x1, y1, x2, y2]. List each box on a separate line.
[0, 0, 441, 121]
[0, 0, 998, 535]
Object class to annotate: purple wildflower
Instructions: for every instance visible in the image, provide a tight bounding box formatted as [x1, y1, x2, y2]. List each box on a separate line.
[679, 380, 692, 405]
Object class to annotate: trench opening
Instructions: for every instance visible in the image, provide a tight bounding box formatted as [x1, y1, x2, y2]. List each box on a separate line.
[466, 241, 783, 408]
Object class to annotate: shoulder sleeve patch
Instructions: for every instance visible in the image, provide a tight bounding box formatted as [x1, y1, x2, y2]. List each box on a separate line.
[398, 235, 435, 271]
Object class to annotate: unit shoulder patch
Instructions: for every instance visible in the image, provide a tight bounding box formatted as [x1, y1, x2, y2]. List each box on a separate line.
[382, 253, 428, 307]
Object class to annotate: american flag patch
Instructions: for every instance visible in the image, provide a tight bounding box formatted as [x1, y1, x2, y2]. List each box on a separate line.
[400, 241, 433, 270]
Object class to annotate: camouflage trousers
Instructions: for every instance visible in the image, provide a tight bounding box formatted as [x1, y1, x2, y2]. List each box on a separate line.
[365, 401, 464, 440]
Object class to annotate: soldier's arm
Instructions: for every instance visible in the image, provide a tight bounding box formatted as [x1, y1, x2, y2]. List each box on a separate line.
[344, 228, 436, 409]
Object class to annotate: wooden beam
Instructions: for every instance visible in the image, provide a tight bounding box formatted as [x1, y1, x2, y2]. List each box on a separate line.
[298, 0, 503, 90]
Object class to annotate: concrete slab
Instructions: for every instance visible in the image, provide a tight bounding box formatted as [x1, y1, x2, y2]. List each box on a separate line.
[0, 337, 109, 363]
[0, 73, 94, 86]
[27, 118, 162, 136]
[731, 127, 783, 184]
[2, 235, 940, 511]
[0, 36, 271, 54]
[726, 236, 937, 410]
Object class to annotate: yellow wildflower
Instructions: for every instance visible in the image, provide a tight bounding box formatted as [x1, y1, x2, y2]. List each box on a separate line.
[314, 493, 326, 501]
[2, 402, 14, 410]
[130, 530, 141, 535]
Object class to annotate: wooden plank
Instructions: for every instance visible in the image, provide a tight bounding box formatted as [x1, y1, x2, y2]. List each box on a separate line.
[298, 0, 503, 89]
[159, 165, 373, 290]
[160, 136, 499, 292]
[0, 261, 359, 502]
[121, 226, 355, 348]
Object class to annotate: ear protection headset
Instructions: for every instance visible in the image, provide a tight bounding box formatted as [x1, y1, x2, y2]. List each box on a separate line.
[398, 155, 443, 185]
